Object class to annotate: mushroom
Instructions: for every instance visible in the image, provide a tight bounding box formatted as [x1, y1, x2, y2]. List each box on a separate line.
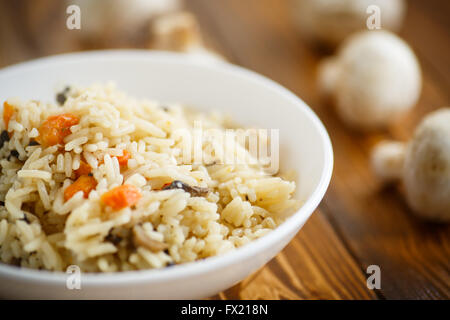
[147, 11, 225, 63]
[371, 108, 450, 222]
[290, 0, 406, 47]
[148, 11, 203, 52]
[71, 0, 181, 45]
[318, 31, 422, 130]
[162, 180, 209, 197]
[132, 225, 168, 252]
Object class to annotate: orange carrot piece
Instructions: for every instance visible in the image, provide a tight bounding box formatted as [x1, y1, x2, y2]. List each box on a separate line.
[75, 160, 92, 177]
[101, 184, 141, 211]
[38, 113, 79, 146]
[64, 175, 97, 201]
[116, 150, 131, 166]
[3, 102, 14, 130]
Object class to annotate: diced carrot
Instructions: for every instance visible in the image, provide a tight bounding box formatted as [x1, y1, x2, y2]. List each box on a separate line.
[116, 150, 131, 166]
[75, 160, 91, 177]
[101, 184, 141, 211]
[64, 175, 97, 201]
[3, 102, 14, 130]
[38, 113, 79, 146]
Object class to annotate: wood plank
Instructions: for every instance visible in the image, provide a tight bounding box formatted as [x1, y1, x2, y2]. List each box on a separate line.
[0, 0, 80, 68]
[0, 0, 374, 300]
[0, 0, 448, 300]
[320, 0, 450, 299]
[405, 0, 450, 89]
[187, 0, 450, 299]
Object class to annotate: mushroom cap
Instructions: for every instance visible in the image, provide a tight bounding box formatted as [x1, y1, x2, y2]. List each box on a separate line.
[403, 108, 450, 222]
[319, 31, 422, 130]
[73, 0, 181, 37]
[291, 0, 406, 46]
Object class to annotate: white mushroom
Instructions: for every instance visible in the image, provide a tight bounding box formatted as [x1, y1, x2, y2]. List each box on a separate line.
[148, 11, 203, 52]
[147, 11, 225, 63]
[371, 108, 450, 222]
[318, 31, 422, 130]
[71, 0, 181, 42]
[290, 0, 406, 47]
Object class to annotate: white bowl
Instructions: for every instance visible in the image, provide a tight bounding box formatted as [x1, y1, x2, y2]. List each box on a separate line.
[0, 50, 333, 299]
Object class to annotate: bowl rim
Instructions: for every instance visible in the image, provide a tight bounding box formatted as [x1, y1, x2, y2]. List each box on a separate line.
[0, 50, 333, 285]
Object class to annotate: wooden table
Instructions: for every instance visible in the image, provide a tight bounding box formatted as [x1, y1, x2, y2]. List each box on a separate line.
[0, 0, 449, 300]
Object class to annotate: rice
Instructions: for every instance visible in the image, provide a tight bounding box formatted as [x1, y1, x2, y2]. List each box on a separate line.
[0, 83, 300, 272]
[17, 169, 52, 181]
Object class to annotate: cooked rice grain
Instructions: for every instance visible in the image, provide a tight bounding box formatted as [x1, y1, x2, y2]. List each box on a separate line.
[0, 84, 300, 272]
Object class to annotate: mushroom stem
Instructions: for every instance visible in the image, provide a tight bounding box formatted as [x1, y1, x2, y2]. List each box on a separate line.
[317, 57, 340, 96]
[371, 140, 406, 182]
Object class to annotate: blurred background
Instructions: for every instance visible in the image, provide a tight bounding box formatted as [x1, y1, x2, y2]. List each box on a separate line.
[0, 0, 449, 299]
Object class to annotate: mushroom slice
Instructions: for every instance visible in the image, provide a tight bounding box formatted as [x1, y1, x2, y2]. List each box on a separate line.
[162, 180, 209, 197]
[132, 225, 168, 253]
